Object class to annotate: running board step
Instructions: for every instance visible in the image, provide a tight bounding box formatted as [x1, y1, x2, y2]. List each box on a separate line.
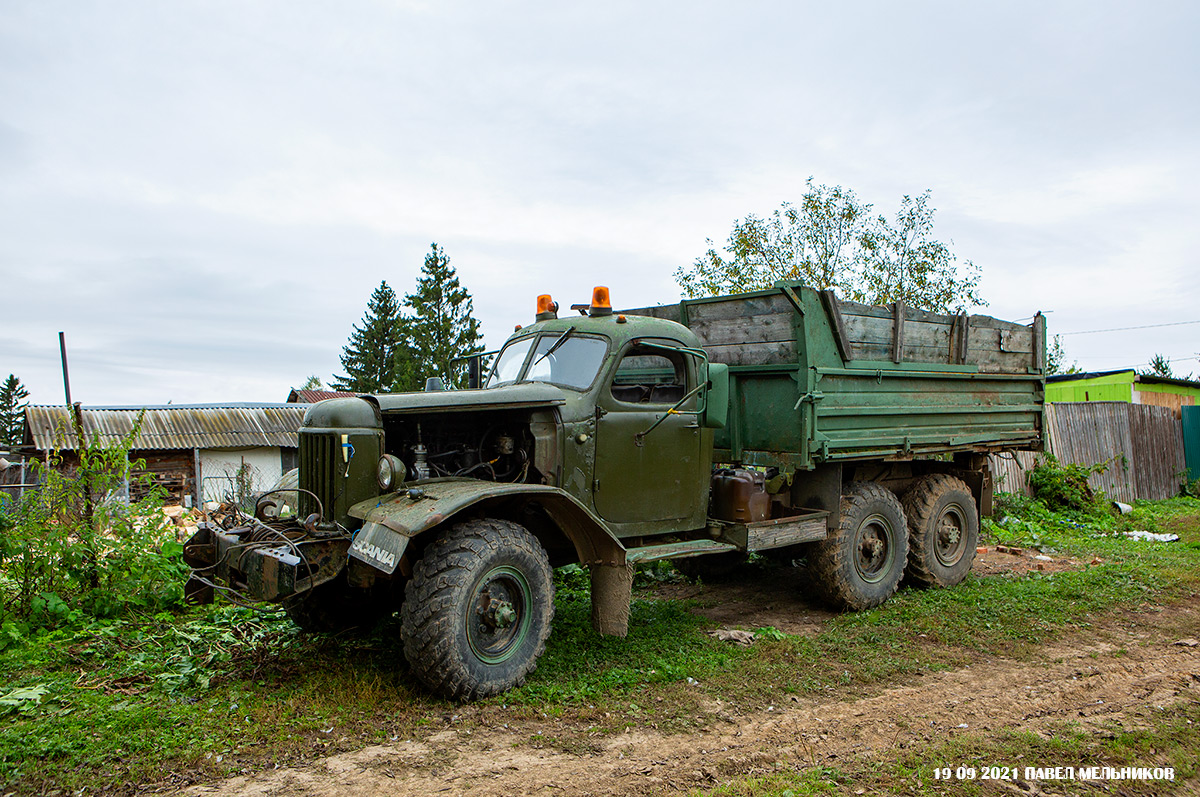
[625, 538, 739, 564]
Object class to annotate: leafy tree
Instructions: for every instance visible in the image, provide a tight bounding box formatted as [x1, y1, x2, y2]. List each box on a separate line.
[675, 181, 984, 313]
[300, 375, 324, 391]
[332, 281, 416, 393]
[857, 191, 983, 311]
[0, 374, 29, 447]
[405, 243, 484, 389]
[676, 179, 867, 299]
[1046, 334, 1082, 376]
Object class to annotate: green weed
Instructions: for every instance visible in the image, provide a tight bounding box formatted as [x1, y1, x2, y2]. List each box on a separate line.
[0, 496, 1197, 795]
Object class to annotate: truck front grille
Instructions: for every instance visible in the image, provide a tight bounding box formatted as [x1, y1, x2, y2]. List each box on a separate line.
[299, 432, 337, 520]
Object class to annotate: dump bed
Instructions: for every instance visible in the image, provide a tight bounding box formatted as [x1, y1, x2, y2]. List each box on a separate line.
[626, 282, 1044, 469]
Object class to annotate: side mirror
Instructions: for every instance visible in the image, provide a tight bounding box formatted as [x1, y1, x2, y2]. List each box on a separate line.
[467, 356, 482, 389]
[703, 363, 729, 429]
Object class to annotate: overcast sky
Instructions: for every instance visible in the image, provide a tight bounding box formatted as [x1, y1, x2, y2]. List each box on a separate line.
[2, 0, 1198, 406]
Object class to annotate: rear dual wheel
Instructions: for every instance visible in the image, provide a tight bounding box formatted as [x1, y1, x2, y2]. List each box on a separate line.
[902, 474, 979, 588]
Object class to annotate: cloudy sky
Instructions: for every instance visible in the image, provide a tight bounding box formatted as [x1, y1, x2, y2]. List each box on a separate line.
[2, 1, 1197, 406]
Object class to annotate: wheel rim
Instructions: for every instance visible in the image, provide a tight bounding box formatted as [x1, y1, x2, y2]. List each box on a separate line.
[934, 503, 968, 568]
[466, 565, 532, 665]
[854, 513, 895, 584]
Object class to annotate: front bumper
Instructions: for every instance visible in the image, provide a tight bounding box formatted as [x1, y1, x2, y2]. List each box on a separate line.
[182, 522, 349, 604]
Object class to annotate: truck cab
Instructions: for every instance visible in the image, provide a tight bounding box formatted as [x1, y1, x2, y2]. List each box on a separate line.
[185, 287, 730, 701]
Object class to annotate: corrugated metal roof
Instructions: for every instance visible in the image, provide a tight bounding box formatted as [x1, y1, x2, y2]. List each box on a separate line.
[24, 405, 308, 451]
[287, 389, 358, 403]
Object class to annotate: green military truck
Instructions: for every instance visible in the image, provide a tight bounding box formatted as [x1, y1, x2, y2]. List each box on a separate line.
[184, 282, 1045, 700]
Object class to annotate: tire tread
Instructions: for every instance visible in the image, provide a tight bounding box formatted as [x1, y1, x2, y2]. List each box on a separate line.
[809, 481, 907, 610]
[401, 519, 554, 700]
[901, 474, 978, 587]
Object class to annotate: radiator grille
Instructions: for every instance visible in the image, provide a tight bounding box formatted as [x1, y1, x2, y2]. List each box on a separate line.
[299, 432, 337, 520]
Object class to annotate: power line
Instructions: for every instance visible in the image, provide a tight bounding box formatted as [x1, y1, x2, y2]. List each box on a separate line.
[1061, 319, 1200, 335]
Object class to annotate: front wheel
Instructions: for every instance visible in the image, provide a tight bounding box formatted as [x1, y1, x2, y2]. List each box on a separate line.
[401, 518, 554, 700]
[809, 482, 908, 610]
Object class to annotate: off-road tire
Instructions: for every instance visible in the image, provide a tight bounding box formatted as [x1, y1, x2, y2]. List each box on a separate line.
[284, 575, 392, 635]
[401, 518, 554, 701]
[809, 482, 908, 610]
[673, 551, 747, 582]
[902, 474, 979, 588]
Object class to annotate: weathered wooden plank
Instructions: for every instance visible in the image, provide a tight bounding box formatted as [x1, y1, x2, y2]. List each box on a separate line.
[988, 450, 1040, 495]
[687, 313, 795, 348]
[836, 298, 891, 320]
[685, 293, 796, 322]
[843, 314, 953, 348]
[820, 290, 852, 363]
[1128, 404, 1187, 500]
[705, 340, 797, 366]
[747, 515, 827, 549]
[989, 402, 1190, 502]
[1032, 312, 1046, 372]
[892, 301, 905, 363]
[622, 304, 683, 322]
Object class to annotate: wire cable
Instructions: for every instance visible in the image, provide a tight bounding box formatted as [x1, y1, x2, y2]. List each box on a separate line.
[1061, 320, 1200, 335]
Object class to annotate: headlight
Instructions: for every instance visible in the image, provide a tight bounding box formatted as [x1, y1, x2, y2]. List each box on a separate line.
[376, 454, 407, 491]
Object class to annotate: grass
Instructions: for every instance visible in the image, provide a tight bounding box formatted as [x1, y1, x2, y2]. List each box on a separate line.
[1, 495, 1198, 794]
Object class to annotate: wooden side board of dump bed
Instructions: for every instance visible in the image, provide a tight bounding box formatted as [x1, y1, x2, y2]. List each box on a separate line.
[624, 282, 1045, 468]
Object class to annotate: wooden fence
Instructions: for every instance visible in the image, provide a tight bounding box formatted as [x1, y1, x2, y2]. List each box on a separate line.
[988, 402, 1187, 503]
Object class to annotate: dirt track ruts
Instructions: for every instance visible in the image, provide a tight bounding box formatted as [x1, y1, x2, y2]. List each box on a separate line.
[178, 603, 1200, 797]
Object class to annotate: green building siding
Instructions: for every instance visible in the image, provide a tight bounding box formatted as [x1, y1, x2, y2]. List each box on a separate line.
[1046, 370, 1200, 405]
[1045, 372, 1134, 403]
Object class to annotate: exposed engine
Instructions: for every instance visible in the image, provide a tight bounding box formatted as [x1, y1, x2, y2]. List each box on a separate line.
[383, 410, 540, 485]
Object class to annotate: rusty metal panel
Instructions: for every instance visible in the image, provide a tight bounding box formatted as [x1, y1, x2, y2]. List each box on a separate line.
[24, 404, 307, 451]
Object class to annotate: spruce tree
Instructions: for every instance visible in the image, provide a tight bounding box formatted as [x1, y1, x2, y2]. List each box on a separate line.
[0, 374, 30, 447]
[332, 281, 415, 393]
[405, 243, 484, 389]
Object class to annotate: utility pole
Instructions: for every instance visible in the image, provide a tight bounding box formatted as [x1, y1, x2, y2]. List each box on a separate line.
[59, 331, 72, 406]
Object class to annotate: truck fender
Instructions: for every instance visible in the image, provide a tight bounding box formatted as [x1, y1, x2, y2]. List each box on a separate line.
[347, 477, 628, 573]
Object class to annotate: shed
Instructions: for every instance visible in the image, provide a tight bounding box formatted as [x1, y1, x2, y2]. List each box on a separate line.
[1046, 370, 1200, 418]
[21, 404, 308, 507]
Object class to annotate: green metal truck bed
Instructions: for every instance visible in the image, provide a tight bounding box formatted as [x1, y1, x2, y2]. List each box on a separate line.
[626, 283, 1045, 469]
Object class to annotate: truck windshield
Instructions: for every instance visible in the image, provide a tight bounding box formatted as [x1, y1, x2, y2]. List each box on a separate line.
[485, 333, 608, 390]
[486, 337, 534, 387]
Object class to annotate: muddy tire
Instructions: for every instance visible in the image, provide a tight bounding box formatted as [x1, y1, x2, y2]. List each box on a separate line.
[902, 474, 978, 587]
[285, 575, 391, 634]
[673, 551, 746, 582]
[401, 519, 554, 700]
[809, 482, 908, 610]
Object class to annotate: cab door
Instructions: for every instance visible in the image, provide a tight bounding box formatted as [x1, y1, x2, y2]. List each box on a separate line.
[593, 342, 707, 525]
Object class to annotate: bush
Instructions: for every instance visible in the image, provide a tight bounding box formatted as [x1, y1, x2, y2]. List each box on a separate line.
[0, 417, 188, 627]
[1026, 454, 1107, 514]
[1182, 476, 1200, 499]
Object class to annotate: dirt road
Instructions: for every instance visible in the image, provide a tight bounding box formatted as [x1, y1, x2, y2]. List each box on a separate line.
[179, 572, 1200, 797]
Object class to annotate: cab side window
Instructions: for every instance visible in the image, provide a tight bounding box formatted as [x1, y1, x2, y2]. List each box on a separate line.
[610, 346, 688, 405]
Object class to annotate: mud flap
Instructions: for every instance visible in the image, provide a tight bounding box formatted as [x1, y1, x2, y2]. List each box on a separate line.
[589, 563, 633, 637]
[348, 521, 409, 574]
